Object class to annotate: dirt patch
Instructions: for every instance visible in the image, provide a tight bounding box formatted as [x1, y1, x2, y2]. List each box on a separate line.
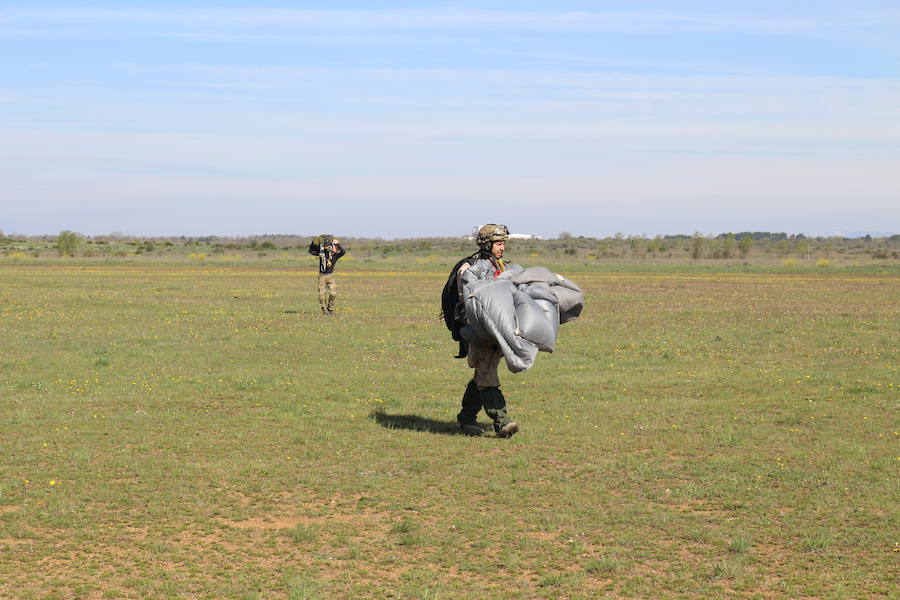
[0, 537, 32, 546]
[226, 505, 391, 531]
[223, 494, 394, 531]
[229, 515, 309, 530]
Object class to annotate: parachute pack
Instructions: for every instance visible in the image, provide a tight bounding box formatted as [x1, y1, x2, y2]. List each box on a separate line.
[313, 234, 335, 250]
[442, 256, 584, 371]
[309, 234, 340, 274]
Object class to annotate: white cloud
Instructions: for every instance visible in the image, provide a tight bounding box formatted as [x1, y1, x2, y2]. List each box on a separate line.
[18, 62, 889, 132]
[4, 7, 898, 37]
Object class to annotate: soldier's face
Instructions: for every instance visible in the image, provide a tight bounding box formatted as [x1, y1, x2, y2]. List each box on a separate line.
[491, 240, 505, 259]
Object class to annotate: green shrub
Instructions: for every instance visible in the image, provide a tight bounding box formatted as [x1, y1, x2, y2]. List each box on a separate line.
[728, 535, 752, 553]
[800, 530, 833, 552]
[56, 230, 80, 256]
[584, 556, 618, 573]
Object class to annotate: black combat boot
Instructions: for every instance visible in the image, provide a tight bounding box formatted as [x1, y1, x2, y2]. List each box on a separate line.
[479, 386, 518, 438]
[496, 421, 519, 438]
[457, 380, 484, 436]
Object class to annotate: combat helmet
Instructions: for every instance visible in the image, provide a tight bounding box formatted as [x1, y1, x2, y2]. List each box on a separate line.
[476, 224, 509, 250]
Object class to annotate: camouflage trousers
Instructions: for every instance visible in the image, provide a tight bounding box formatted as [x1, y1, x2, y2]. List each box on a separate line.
[457, 343, 511, 427]
[317, 274, 337, 312]
[467, 342, 502, 388]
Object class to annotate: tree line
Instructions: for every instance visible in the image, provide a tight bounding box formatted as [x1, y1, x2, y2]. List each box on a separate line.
[1, 229, 897, 262]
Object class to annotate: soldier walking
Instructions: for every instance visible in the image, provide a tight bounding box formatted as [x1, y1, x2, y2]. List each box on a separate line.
[308, 235, 346, 315]
[447, 224, 519, 438]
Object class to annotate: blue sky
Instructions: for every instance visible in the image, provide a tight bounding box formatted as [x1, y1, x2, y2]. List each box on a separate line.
[1, 2, 898, 238]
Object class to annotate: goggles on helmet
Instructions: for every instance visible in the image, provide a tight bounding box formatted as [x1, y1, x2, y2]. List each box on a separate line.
[477, 224, 510, 245]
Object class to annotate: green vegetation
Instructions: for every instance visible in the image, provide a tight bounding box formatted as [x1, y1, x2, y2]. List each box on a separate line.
[0, 256, 897, 599]
[1, 232, 898, 268]
[55, 230, 81, 257]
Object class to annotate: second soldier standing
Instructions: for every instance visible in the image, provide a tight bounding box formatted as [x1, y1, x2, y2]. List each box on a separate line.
[308, 235, 346, 315]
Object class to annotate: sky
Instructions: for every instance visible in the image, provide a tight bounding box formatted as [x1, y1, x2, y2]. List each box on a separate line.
[1, 1, 899, 239]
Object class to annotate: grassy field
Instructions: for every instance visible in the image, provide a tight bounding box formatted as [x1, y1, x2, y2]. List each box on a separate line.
[1, 259, 897, 599]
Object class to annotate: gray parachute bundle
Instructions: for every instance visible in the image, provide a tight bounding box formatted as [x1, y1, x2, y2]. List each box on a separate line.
[459, 263, 584, 372]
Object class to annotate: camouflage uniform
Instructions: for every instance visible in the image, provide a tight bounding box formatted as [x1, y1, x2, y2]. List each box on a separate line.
[455, 225, 517, 437]
[458, 342, 511, 429]
[317, 274, 337, 313]
[308, 236, 345, 314]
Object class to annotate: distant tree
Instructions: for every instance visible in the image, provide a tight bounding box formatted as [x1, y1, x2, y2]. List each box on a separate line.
[690, 232, 704, 259]
[723, 233, 736, 258]
[56, 230, 80, 256]
[775, 240, 790, 257]
[559, 231, 573, 240]
[738, 236, 753, 258]
[629, 235, 643, 251]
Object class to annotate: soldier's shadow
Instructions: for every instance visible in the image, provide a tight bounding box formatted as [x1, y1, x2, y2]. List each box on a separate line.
[370, 410, 465, 436]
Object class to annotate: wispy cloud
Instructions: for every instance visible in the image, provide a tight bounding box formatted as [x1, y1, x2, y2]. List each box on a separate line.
[4, 7, 898, 36]
[5, 61, 899, 161]
[85, 63, 900, 122]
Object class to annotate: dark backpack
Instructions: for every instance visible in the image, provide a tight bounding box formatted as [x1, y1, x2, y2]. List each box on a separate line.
[441, 253, 479, 358]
